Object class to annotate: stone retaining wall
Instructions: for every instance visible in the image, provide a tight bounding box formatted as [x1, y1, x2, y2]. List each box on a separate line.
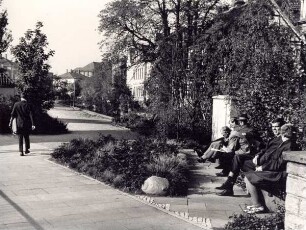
[283, 151, 306, 230]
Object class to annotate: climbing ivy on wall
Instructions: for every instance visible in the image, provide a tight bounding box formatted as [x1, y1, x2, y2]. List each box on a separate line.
[193, 0, 306, 140]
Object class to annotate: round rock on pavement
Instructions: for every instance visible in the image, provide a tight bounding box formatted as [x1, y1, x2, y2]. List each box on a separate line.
[141, 176, 169, 195]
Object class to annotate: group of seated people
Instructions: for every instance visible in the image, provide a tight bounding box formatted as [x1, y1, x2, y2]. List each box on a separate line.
[196, 114, 297, 214]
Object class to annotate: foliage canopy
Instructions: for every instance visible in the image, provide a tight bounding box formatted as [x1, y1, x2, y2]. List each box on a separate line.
[98, 0, 306, 143]
[11, 22, 55, 112]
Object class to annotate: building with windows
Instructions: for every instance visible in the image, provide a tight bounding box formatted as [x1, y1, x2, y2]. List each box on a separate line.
[126, 48, 152, 103]
[58, 71, 87, 84]
[126, 62, 151, 103]
[0, 56, 18, 97]
[73, 62, 102, 77]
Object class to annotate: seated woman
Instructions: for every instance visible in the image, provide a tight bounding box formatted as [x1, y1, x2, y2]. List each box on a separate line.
[243, 124, 297, 214]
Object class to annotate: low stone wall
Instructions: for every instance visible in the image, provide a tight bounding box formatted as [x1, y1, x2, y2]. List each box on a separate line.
[283, 151, 306, 230]
[262, 190, 284, 212]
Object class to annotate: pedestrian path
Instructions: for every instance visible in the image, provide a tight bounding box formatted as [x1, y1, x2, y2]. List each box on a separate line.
[0, 144, 205, 230]
[136, 150, 252, 229]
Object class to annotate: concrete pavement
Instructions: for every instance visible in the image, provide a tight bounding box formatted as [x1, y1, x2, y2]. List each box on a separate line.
[138, 150, 253, 229]
[0, 106, 253, 229]
[0, 143, 208, 230]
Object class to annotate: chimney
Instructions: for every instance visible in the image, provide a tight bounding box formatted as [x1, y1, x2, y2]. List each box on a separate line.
[301, 0, 306, 20]
[298, 0, 306, 34]
[66, 69, 68, 73]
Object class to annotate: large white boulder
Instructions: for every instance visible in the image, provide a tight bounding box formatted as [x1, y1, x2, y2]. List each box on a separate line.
[141, 176, 169, 195]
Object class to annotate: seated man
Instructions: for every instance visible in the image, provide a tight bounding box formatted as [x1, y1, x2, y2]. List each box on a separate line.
[214, 114, 258, 177]
[197, 126, 231, 163]
[243, 124, 296, 214]
[215, 117, 285, 196]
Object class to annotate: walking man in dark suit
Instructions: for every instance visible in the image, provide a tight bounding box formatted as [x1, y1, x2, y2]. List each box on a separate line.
[9, 93, 35, 156]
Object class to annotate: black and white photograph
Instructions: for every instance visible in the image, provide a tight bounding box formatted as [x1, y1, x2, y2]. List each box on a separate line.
[0, 0, 306, 229]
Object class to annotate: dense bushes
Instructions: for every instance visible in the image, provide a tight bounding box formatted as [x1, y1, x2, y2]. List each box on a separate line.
[116, 111, 212, 146]
[225, 205, 285, 230]
[0, 95, 14, 133]
[0, 94, 67, 134]
[33, 111, 68, 134]
[51, 135, 190, 196]
[117, 112, 156, 137]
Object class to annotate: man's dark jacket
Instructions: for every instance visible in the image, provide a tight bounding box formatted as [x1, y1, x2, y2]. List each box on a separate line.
[245, 139, 293, 186]
[11, 101, 33, 133]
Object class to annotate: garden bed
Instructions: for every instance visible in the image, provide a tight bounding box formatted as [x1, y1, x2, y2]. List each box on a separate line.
[51, 134, 191, 196]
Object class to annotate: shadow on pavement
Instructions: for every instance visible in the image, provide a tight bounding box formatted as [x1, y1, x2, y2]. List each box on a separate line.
[0, 190, 44, 230]
[1, 129, 140, 147]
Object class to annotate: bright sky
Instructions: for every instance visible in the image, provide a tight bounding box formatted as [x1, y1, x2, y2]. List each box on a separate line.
[2, 0, 112, 75]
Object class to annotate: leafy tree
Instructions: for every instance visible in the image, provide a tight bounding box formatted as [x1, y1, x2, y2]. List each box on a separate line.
[0, 2, 13, 133]
[193, 0, 306, 139]
[80, 59, 113, 114]
[67, 80, 81, 99]
[99, 0, 305, 145]
[53, 75, 69, 100]
[0, 2, 13, 87]
[11, 22, 55, 112]
[0, 3, 12, 55]
[110, 58, 133, 118]
[99, 0, 224, 141]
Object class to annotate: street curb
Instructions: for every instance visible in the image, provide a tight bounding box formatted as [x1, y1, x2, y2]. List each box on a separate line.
[135, 195, 212, 229]
[45, 158, 213, 230]
[80, 109, 113, 120]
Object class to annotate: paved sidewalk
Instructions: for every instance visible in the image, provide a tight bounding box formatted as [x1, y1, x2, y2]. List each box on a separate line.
[0, 144, 206, 230]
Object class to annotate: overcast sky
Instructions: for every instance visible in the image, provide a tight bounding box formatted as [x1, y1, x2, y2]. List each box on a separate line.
[2, 0, 112, 75]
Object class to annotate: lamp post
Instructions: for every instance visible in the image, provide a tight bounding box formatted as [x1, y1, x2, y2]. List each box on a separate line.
[73, 78, 75, 108]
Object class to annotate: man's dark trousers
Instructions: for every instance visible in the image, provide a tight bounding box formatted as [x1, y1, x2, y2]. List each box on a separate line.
[231, 154, 256, 177]
[18, 129, 30, 153]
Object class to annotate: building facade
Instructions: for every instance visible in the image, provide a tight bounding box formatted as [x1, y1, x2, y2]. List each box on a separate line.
[0, 56, 18, 97]
[73, 62, 102, 77]
[126, 62, 151, 103]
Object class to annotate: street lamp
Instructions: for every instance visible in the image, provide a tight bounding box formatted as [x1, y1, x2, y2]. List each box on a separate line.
[73, 78, 75, 109]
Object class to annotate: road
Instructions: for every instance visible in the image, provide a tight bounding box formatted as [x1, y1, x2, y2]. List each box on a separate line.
[0, 105, 139, 147]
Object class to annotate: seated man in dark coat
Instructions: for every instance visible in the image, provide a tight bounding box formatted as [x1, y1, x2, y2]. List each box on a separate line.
[243, 124, 297, 214]
[215, 117, 285, 196]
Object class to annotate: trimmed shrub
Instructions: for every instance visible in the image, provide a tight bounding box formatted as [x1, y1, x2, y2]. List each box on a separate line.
[0, 96, 12, 134]
[118, 112, 156, 137]
[33, 111, 68, 134]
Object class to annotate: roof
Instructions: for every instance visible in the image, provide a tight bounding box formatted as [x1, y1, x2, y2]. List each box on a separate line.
[270, 0, 304, 41]
[74, 62, 102, 72]
[204, 0, 304, 42]
[59, 72, 87, 80]
[0, 57, 18, 68]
